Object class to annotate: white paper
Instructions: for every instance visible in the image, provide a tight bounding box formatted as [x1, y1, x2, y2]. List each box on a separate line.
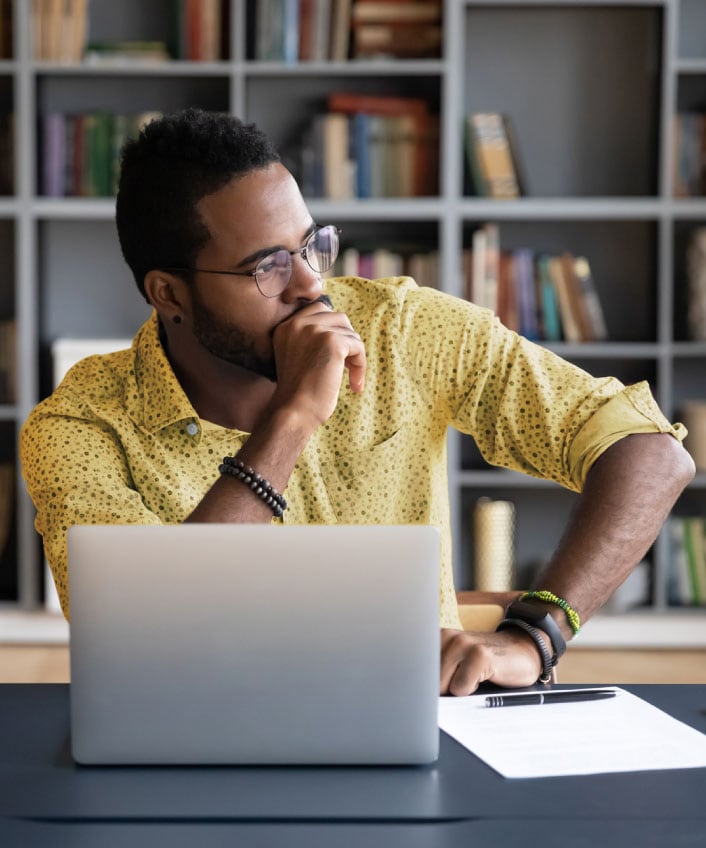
[438, 687, 706, 779]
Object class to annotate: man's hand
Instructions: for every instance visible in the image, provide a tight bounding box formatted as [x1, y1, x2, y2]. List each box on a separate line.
[270, 301, 366, 428]
[440, 628, 547, 696]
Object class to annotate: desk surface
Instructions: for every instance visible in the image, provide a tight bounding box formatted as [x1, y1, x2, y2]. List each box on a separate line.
[1, 684, 705, 847]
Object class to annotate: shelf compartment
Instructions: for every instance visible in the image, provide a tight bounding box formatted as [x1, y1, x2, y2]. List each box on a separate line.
[462, 3, 661, 198]
[244, 73, 441, 199]
[37, 220, 151, 396]
[461, 219, 659, 343]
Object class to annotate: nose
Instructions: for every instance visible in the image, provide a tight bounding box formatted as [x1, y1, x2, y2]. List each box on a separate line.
[281, 251, 323, 303]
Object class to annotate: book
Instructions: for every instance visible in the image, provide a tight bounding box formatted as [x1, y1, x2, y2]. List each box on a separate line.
[547, 256, 582, 342]
[536, 254, 562, 342]
[84, 41, 171, 65]
[256, 0, 298, 62]
[352, 22, 442, 59]
[496, 251, 518, 332]
[298, 0, 316, 60]
[330, 0, 353, 60]
[321, 113, 353, 200]
[32, 0, 88, 61]
[572, 256, 608, 341]
[559, 252, 595, 342]
[513, 249, 538, 340]
[668, 518, 693, 606]
[465, 113, 521, 199]
[682, 517, 706, 605]
[351, 1, 442, 24]
[41, 112, 66, 197]
[350, 112, 371, 198]
[311, 0, 332, 61]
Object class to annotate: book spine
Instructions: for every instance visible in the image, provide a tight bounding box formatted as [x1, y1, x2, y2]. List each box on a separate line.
[573, 256, 608, 341]
[466, 113, 521, 200]
[513, 249, 538, 340]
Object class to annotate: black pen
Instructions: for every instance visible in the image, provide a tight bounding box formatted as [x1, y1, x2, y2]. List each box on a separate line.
[485, 689, 617, 708]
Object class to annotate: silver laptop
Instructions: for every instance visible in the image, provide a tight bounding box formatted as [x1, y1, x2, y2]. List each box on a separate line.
[67, 524, 440, 765]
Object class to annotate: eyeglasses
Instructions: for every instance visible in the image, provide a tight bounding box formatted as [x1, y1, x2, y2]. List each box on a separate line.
[162, 225, 341, 298]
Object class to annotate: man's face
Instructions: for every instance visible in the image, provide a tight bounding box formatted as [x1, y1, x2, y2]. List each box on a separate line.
[187, 163, 326, 381]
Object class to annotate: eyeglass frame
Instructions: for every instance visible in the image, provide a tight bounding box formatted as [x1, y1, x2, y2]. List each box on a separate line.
[158, 225, 342, 298]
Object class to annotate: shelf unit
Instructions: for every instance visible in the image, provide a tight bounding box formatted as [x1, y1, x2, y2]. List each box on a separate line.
[1, 0, 705, 645]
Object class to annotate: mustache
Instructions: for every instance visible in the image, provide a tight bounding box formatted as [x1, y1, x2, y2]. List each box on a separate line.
[316, 293, 334, 310]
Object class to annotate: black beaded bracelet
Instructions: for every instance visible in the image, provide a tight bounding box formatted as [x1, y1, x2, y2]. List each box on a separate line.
[496, 618, 553, 684]
[219, 457, 288, 518]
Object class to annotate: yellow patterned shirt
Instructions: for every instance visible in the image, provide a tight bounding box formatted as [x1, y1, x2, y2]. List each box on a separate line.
[20, 276, 684, 621]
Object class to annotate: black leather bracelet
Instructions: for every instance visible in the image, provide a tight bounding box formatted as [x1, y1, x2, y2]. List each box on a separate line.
[496, 618, 553, 684]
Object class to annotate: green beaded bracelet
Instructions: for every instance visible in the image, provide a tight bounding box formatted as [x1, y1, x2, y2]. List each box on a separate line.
[520, 590, 581, 635]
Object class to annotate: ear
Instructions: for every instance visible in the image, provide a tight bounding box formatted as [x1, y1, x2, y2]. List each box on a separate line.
[144, 270, 187, 323]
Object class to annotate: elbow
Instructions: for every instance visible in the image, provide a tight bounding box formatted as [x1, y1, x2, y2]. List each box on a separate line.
[674, 439, 697, 490]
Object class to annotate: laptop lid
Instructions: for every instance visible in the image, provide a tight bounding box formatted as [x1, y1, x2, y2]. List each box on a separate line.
[67, 524, 440, 765]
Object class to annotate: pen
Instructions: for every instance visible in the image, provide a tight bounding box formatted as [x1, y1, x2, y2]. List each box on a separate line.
[485, 689, 617, 708]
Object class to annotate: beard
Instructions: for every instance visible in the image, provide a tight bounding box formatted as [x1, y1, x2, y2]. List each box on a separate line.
[190, 291, 334, 383]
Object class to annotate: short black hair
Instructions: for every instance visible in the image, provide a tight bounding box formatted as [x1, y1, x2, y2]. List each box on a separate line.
[116, 108, 281, 300]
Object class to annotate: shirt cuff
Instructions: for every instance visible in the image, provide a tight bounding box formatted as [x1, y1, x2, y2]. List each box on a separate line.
[568, 381, 687, 490]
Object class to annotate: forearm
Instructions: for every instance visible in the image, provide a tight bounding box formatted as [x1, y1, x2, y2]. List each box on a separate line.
[533, 432, 695, 637]
[185, 406, 317, 523]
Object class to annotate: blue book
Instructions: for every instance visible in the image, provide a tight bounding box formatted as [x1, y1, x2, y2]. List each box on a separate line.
[536, 254, 562, 342]
[351, 112, 371, 198]
[513, 249, 538, 341]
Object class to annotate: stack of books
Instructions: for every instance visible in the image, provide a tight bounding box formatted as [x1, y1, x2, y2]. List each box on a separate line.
[464, 224, 608, 343]
[40, 111, 161, 197]
[254, 0, 442, 62]
[300, 93, 438, 199]
[32, 0, 226, 63]
[668, 516, 706, 607]
[31, 0, 88, 62]
[335, 245, 439, 288]
[350, 0, 442, 59]
[256, 0, 352, 62]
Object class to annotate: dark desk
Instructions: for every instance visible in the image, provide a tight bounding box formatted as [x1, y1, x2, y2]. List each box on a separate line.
[1, 684, 705, 847]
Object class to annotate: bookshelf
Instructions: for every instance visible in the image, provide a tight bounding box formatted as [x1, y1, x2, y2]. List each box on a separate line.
[2, 0, 706, 646]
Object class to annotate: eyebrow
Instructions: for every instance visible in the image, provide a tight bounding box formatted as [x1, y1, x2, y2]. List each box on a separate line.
[234, 222, 317, 270]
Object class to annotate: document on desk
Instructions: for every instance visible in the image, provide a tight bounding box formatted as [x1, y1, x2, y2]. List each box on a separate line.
[438, 687, 706, 779]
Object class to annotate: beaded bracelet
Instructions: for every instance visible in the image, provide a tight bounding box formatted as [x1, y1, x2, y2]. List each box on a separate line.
[219, 456, 288, 518]
[496, 618, 553, 684]
[520, 590, 581, 635]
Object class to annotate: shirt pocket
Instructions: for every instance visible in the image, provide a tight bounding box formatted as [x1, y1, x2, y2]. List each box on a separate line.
[320, 428, 409, 523]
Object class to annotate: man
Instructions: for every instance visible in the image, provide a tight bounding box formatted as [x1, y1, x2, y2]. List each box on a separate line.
[20, 109, 694, 694]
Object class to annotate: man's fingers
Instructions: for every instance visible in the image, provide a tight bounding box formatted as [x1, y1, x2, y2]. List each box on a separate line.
[440, 631, 491, 696]
[345, 337, 366, 393]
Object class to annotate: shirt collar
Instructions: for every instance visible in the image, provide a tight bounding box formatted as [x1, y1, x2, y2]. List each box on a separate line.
[126, 311, 199, 433]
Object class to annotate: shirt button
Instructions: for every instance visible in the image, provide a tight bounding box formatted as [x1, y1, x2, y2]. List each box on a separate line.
[186, 422, 199, 436]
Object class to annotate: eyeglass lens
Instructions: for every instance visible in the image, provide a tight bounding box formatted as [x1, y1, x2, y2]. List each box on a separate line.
[255, 226, 339, 296]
